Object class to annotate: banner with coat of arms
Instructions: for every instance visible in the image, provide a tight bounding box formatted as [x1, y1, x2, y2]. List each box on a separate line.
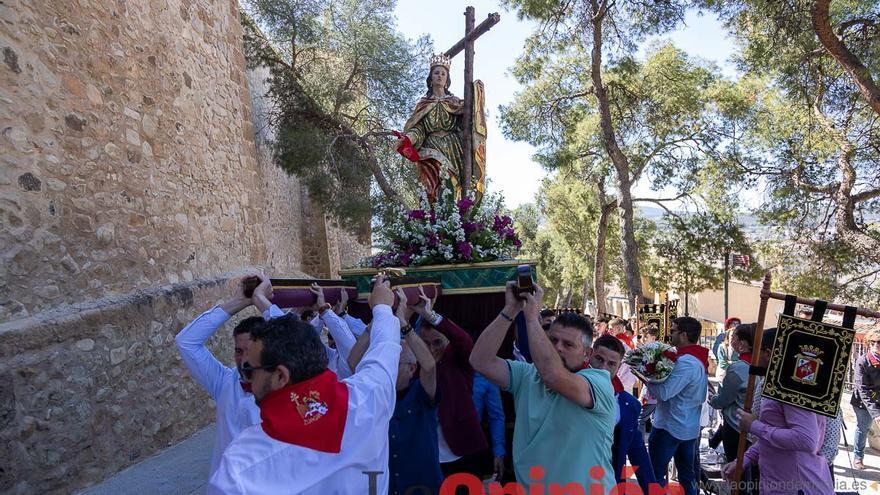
[761, 314, 856, 417]
[639, 303, 667, 341]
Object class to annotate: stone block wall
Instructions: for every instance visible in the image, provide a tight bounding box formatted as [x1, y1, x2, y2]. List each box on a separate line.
[0, 0, 312, 321]
[0, 0, 368, 493]
[0, 275, 274, 493]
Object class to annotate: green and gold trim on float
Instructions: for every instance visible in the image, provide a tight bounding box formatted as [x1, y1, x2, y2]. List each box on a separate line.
[339, 259, 538, 297]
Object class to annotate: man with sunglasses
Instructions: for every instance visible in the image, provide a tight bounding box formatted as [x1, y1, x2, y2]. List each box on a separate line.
[208, 275, 400, 495]
[175, 273, 274, 476]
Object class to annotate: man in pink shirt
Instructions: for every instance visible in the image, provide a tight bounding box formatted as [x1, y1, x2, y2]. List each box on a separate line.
[721, 327, 833, 495]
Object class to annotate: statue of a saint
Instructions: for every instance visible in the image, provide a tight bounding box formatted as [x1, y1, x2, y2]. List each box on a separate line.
[395, 54, 486, 204]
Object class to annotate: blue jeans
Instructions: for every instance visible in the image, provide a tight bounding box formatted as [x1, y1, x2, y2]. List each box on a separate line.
[649, 427, 698, 495]
[853, 404, 874, 460]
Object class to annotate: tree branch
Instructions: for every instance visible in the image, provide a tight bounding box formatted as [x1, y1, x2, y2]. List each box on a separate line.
[811, 0, 880, 117]
[852, 187, 880, 204]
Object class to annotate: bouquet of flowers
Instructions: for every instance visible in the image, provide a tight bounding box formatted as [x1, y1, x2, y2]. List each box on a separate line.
[624, 342, 677, 383]
[365, 188, 522, 268]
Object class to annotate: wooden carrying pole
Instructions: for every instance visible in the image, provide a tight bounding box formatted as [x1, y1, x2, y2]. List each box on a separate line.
[731, 273, 880, 494]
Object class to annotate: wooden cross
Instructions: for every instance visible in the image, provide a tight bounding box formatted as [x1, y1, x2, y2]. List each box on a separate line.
[443, 7, 500, 199]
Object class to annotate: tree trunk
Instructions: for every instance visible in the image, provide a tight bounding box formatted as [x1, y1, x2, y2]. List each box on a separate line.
[812, 104, 880, 257]
[588, 0, 645, 304]
[593, 179, 614, 314]
[811, 0, 880, 117]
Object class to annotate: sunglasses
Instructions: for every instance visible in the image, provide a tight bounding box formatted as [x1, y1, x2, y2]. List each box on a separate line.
[240, 361, 277, 381]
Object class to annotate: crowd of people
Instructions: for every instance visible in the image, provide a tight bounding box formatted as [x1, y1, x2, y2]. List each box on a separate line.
[173, 274, 879, 494]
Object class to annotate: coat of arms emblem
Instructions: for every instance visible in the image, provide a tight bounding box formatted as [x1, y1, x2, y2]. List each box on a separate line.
[792, 345, 823, 385]
[290, 390, 329, 425]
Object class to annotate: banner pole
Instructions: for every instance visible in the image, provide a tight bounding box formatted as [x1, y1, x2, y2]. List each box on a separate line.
[731, 271, 772, 494]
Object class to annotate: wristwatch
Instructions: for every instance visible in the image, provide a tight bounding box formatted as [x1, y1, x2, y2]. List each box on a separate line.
[400, 324, 413, 337]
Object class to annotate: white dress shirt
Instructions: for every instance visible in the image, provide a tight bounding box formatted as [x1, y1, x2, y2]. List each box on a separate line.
[207, 304, 400, 495]
[617, 340, 637, 392]
[175, 306, 262, 475]
[308, 310, 357, 379]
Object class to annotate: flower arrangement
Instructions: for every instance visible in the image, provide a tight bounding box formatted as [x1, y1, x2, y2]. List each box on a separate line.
[624, 342, 678, 383]
[367, 188, 522, 268]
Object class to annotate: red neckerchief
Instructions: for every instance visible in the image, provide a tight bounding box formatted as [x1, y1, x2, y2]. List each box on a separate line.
[616, 333, 635, 350]
[259, 369, 349, 453]
[867, 351, 880, 368]
[240, 381, 252, 394]
[676, 345, 710, 372]
[738, 353, 753, 364]
[582, 362, 625, 394]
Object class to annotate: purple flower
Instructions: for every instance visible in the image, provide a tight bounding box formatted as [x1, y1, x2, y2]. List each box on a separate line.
[493, 215, 513, 232]
[457, 198, 475, 215]
[513, 238, 522, 248]
[408, 209, 427, 220]
[400, 253, 412, 266]
[463, 221, 478, 234]
[428, 233, 440, 247]
[456, 241, 473, 260]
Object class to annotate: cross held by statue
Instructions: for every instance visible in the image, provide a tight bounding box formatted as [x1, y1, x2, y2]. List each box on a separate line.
[444, 7, 500, 200]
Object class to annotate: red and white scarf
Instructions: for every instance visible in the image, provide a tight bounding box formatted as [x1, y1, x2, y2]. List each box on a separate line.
[259, 370, 349, 453]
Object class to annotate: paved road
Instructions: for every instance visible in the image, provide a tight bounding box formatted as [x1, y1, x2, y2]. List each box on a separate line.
[78, 420, 880, 495]
[77, 426, 214, 495]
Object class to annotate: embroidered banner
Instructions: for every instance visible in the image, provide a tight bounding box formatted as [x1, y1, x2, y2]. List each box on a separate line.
[761, 314, 856, 417]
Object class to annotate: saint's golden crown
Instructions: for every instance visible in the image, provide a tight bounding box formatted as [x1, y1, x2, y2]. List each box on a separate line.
[430, 53, 451, 70]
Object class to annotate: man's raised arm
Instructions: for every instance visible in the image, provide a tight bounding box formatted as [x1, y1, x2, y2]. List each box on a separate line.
[470, 281, 523, 389]
[523, 285, 594, 408]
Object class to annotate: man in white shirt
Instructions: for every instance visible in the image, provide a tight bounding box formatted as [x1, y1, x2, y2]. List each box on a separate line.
[208, 275, 400, 495]
[175, 273, 274, 475]
[305, 284, 358, 378]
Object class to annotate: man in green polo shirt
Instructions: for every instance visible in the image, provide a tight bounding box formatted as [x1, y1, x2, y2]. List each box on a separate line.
[470, 282, 616, 494]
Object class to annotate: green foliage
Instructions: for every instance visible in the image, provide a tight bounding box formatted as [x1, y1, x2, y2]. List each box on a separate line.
[699, 0, 880, 306]
[240, 0, 430, 227]
[511, 169, 625, 307]
[643, 212, 760, 295]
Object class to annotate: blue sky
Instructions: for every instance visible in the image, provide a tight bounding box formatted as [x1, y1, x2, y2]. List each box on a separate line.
[393, 1, 739, 208]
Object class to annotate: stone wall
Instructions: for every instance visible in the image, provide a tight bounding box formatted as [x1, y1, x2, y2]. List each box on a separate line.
[0, 275, 280, 493]
[0, 0, 368, 493]
[0, 0, 336, 321]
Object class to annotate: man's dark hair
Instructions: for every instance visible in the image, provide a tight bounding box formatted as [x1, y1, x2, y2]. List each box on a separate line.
[551, 312, 594, 348]
[595, 316, 610, 324]
[760, 327, 777, 351]
[300, 309, 317, 322]
[734, 323, 757, 351]
[233, 316, 265, 337]
[593, 334, 625, 359]
[672, 316, 702, 344]
[540, 309, 556, 319]
[250, 314, 328, 384]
